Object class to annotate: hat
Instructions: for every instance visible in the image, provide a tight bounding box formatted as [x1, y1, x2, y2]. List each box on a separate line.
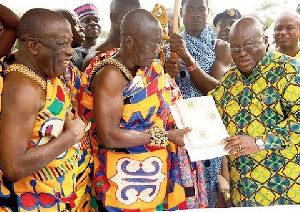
[213, 8, 241, 27]
[74, 3, 99, 19]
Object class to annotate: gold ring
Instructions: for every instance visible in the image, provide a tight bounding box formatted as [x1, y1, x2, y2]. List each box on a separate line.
[239, 144, 242, 151]
[222, 190, 230, 201]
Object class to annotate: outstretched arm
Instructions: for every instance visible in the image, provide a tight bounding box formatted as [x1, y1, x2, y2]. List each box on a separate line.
[0, 4, 19, 57]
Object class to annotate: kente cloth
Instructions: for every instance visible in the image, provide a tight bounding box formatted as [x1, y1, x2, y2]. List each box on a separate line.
[166, 23, 219, 208]
[0, 56, 79, 211]
[83, 48, 119, 82]
[177, 148, 208, 209]
[60, 62, 82, 117]
[210, 51, 300, 206]
[79, 55, 185, 211]
[60, 62, 93, 212]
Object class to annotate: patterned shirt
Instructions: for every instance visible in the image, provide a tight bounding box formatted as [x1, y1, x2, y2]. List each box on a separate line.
[166, 24, 216, 98]
[210, 51, 300, 206]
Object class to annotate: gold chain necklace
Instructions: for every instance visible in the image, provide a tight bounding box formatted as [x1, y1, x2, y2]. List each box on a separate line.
[88, 58, 134, 87]
[4, 64, 47, 91]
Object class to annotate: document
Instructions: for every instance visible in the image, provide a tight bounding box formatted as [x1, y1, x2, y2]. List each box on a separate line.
[170, 96, 229, 161]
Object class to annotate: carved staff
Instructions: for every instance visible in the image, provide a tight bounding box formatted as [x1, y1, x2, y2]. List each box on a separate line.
[171, 0, 180, 72]
[151, 4, 168, 66]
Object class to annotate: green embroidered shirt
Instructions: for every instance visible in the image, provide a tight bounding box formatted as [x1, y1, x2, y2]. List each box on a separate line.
[210, 51, 300, 206]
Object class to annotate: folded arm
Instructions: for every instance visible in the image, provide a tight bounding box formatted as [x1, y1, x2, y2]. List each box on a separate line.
[0, 75, 84, 182]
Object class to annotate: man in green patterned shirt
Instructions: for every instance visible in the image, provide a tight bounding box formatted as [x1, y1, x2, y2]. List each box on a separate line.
[210, 17, 300, 207]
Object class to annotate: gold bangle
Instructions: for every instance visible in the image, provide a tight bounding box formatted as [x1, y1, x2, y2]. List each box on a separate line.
[148, 127, 168, 147]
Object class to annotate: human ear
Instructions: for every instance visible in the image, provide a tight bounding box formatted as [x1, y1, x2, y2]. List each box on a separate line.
[110, 13, 117, 24]
[26, 38, 39, 55]
[124, 36, 133, 49]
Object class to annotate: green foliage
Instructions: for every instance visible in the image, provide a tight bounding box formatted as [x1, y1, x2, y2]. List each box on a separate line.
[257, 1, 280, 11]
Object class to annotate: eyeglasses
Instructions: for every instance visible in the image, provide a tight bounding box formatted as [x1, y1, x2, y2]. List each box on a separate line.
[230, 43, 261, 54]
[230, 35, 265, 54]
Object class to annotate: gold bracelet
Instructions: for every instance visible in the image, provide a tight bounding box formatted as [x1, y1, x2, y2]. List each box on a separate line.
[148, 127, 168, 147]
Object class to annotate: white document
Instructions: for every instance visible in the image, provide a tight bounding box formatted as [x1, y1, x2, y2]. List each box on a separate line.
[169, 96, 229, 161]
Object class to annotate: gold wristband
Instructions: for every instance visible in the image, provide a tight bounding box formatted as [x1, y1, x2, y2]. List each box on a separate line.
[148, 127, 168, 147]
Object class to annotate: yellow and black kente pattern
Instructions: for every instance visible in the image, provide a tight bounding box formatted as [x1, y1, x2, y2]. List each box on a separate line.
[210, 51, 300, 206]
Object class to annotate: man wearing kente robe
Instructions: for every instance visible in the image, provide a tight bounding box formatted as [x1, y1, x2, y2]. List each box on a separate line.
[79, 9, 191, 211]
[0, 9, 85, 211]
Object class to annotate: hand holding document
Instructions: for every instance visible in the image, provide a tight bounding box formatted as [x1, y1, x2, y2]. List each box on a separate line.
[169, 96, 229, 161]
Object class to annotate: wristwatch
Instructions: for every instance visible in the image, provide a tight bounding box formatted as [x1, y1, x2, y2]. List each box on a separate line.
[255, 138, 265, 151]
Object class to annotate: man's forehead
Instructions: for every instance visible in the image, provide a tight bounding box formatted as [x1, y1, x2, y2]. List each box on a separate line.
[277, 15, 299, 23]
[45, 21, 72, 35]
[80, 14, 100, 20]
[123, 3, 141, 10]
[230, 32, 261, 43]
[185, 0, 206, 6]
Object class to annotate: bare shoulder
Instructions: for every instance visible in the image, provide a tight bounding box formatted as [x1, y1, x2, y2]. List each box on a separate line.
[2, 73, 45, 115]
[91, 64, 129, 93]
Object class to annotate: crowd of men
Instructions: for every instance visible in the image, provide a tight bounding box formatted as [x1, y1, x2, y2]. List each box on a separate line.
[0, 0, 299, 211]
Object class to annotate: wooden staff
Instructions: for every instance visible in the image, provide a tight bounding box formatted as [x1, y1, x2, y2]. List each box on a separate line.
[171, 0, 179, 63]
[172, 0, 179, 34]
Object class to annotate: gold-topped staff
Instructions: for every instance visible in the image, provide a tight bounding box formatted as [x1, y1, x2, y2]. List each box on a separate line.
[151, 1, 179, 70]
[151, 4, 169, 40]
[151, 3, 169, 66]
